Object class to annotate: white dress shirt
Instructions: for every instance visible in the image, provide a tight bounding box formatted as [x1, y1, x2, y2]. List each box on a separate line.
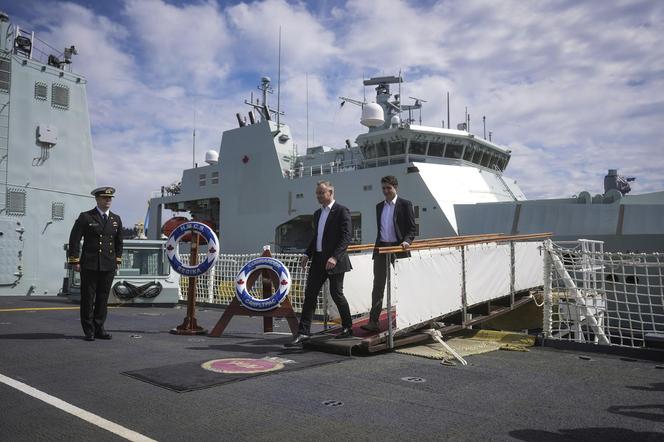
[316, 200, 335, 252]
[380, 195, 398, 243]
[96, 207, 110, 221]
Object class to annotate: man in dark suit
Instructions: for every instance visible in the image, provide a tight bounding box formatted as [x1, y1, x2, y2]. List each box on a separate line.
[68, 186, 123, 341]
[361, 175, 417, 332]
[286, 180, 354, 347]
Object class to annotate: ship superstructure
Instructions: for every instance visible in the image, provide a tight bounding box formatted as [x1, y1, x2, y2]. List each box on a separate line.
[0, 12, 96, 295]
[147, 75, 525, 252]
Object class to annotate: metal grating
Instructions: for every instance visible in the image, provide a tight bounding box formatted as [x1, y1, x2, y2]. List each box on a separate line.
[34, 82, 47, 100]
[6, 188, 26, 215]
[51, 83, 69, 109]
[51, 202, 64, 220]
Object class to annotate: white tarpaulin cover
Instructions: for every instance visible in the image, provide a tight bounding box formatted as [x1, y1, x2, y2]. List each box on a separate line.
[514, 242, 544, 291]
[465, 243, 511, 306]
[393, 248, 463, 329]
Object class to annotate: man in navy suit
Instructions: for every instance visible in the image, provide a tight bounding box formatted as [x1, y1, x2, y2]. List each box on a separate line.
[68, 186, 123, 341]
[286, 180, 354, 347]
[361, 175, 417, 332]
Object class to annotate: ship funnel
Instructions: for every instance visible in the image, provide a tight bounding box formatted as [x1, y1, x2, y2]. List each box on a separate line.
[361, 102, 385, 128]
[205, 150, 219, 165]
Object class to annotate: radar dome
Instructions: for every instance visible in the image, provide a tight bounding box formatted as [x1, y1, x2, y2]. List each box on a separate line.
[390, 115, 401, 127]
[361, 102, 385, 128]
[205, 150, 219, 165]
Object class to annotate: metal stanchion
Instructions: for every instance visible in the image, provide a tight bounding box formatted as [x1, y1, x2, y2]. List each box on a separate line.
[386, 252, 394, 349]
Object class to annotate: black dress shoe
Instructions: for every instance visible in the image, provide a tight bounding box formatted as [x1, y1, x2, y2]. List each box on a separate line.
[360, 322, 379, 332]
[334, 328, 353, 339]
[284, 334, 309, 348]
[95, 333, 112, 340]
[84, 335, 95, 341]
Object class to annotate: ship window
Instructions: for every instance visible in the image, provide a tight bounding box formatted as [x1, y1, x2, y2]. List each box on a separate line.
[409, 140, 427, 155]
[296, 193, 304, 198]
[51, 202, 65, 220]
[363, 185, 372, 191]
[488, 154, 500, 170]
[481, 150, 492, 167]
[362, 143, 377, 159]
[414, 223, 420, 236]
[428, 142, 445, 157]
[6, 188, 26, 215]
[463, 145, 475, 161]
[389, 140, 405, 156]
[414, 205, 420, 218]
[35, 82, 47, 100]
[0, 59, 9, 92]
[376, 140, 389, 158]
[51, 83, 69, 109]
[211, 171, 219, 184]
[445, 143, 463, 159]
[472, 147, 483, 164]
[199, 173, 206, 186]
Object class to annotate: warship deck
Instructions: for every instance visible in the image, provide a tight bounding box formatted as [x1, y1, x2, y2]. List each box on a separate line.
[1, 296, 663, 441]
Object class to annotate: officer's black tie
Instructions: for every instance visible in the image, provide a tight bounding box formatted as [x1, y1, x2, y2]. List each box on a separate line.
[102, 213, 108, 223]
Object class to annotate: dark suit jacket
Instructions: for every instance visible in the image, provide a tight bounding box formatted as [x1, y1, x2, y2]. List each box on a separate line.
[374, 197, 417, 259]
[305, 202, 353, 274]
[68, 208, 123, 271]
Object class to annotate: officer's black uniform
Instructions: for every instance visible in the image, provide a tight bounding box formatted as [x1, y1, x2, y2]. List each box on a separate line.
[68, 187, 123, 340]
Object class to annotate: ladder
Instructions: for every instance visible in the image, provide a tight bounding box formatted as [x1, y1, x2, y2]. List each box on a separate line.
[0, 50, 10, 213]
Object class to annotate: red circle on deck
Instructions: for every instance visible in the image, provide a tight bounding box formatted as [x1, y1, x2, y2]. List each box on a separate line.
[201, 358, 284, 374]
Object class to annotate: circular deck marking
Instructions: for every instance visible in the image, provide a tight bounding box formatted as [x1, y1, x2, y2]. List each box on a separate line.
[201, 358, 285, 374]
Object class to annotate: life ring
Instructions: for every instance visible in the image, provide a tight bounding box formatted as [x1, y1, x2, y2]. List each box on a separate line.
[166, 221, 219, 276]
[235, 257, 291, 311]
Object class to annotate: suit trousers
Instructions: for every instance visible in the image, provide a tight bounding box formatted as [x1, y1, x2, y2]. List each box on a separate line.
[369, 241, 400, 323]
[80, 269, 115, 337]
[298, 252, 352, 335]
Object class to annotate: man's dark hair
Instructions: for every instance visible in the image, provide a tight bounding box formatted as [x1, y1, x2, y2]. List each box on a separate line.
[381, 175, 399, 187]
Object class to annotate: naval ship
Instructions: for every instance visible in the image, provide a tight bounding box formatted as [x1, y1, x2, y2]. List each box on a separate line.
[146, 75, 664, 253]
[0, 12, 96, 296]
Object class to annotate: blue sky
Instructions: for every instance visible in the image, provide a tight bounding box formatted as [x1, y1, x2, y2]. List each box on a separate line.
[2, 0, 663, 225]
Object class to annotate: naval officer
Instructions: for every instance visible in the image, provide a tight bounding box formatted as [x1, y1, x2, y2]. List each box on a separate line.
[286, 180, 354, 347]
[361, 175, 417, 332]
[67, 186, 123, 341]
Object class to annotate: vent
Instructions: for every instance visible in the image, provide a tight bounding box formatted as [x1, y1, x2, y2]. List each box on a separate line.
[6, 188, 26, 215]
[51, 202, 65, 220]
[34, 82, 47, 100]
[0, 58, 9, 92]
[51, 83, 69, 109]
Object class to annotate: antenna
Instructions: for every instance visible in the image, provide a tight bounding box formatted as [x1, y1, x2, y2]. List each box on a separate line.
[306, 73, 309, 149]
[483, 115, 486, 139]
[192, 100, 196, 167]
[447, 91, 450, 129]
[277, 26, 281, 127]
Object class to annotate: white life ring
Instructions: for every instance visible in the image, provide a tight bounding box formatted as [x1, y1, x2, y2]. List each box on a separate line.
[166, 221, 219, 276]
[235, 257, 291, 311]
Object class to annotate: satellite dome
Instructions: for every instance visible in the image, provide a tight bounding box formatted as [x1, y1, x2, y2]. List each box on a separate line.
[205, 150, 219, 165]
[390, 115, 401, 127]
[361, 102, 385, 128]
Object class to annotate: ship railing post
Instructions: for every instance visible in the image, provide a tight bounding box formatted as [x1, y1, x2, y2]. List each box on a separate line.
[542, 240, 553, 339]
[461, 246, 467, 327]
[510, 240, 515, 308]
[386, 252, 394, 349]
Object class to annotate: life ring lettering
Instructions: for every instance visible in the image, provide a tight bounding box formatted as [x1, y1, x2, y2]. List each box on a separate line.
[166, 221, 219, 276]
[235, 257, 291, 312]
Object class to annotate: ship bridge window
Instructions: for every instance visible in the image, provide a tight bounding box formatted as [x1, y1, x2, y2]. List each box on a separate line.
[389, 140, 405, 156]
[445, 143, 463, 159]
[409, 140, 427, 155]
[51, 83, 69, 109]
[35, 82, 47, 100]
[481, 150, 492, 168]
[487, 153, 500, 170]
[0, 59, 9, 92]
[472, 147, 483, 164]
[428, 142, 445, 157]
[376, 140, 389, 158]
[362, 143, 377, 159]
[463, 145, 475, 162]
[497, 155, 509, 171]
